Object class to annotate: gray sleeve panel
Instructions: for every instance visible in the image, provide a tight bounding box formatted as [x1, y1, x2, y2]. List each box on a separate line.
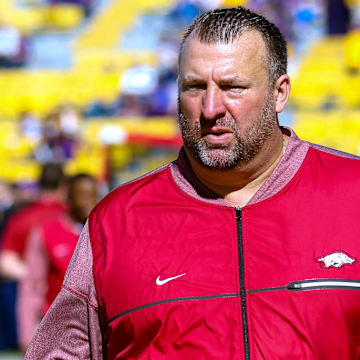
[24, 222, 103, 359]
[63, 221, 99, 308]
[308, 142, 360, 160]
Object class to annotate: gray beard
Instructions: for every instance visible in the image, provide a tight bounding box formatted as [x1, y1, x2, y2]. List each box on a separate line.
[178, 93, 277, 170]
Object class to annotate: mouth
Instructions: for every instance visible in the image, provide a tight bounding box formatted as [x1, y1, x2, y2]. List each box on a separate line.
[202, 128, 233, 145]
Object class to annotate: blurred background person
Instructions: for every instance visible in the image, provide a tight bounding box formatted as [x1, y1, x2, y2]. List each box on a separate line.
[0, 18, 27, 68]
[0, 164, 65, 354]
[0, 181, 37, 352]
[17, 173, 98, 353]
[34, 107, 80, 165]
[0, 181, 19, 352]
[0, 163, 66, 281]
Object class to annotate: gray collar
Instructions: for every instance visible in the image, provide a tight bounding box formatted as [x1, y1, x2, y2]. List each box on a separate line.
[170, 127, 309, 207]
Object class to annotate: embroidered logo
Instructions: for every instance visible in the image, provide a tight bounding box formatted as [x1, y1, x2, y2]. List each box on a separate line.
[156, 273, 186, 286]
[317, 252, 355, 269]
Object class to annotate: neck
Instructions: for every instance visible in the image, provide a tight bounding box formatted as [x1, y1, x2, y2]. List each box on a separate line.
[39, 190, 63, 202]
[69, 209, 86, 226]
[186, 127, 288, 207]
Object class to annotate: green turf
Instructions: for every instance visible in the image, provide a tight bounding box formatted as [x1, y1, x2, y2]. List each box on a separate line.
[0, 351, 22, 360]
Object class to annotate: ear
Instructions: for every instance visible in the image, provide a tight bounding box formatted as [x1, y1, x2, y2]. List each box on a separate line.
[273, 74, 291, 113]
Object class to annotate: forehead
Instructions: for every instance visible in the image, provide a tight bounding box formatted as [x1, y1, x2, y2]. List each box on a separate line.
[179, 30, 268, 79]
[72, 178, 96, 192]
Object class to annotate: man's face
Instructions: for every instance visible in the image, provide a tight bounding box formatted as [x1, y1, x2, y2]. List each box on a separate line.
[178, 31, 278, 169]
[70, 178, 97, 224]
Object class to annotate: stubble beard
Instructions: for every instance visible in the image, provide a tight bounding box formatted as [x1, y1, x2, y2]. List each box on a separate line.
[178, 92, 278, 170]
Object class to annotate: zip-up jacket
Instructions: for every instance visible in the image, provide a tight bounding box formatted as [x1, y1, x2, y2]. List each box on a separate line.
[25, 128, 360, 359]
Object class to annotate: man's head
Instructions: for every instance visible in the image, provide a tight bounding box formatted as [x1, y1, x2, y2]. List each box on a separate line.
[67, 174, 97, 224]
[39, 163, 64, 191]
[177, 6, 290, 170]
[179, 6, 287, 86]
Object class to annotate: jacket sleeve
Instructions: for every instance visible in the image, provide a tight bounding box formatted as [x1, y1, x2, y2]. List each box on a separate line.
[24, 221, 103, 360]
[17, 228, 48, 351]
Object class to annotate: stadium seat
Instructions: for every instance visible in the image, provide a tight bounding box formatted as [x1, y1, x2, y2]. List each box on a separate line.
[293, 110, 360, 155]
[44, 4, 83, 29]
[344, 30, 360, 72]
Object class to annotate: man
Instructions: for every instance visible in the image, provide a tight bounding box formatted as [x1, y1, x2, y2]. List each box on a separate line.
[25, 6, 360, 359]
[17, 174, 98, 353]
[0, 163, 66, 280]
[0, 164, 65, 351]
[0, 181, 36, 351]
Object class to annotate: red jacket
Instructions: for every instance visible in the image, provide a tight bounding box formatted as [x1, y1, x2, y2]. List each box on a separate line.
[89, 145, 360, 359]
[1, 195, 66, 256]
[17, 217, 82, 349]
[25, 129, 360, 359]
[42, 218, 81, 312]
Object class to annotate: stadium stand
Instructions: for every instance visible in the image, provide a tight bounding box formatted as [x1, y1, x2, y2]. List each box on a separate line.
[0, 0, 179, 183]
[0, 0, 359, 186]
[293, 110, 360, 154]
[291, 35, 360, 110]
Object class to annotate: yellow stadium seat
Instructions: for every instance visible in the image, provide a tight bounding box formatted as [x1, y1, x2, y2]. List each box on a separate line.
[338, 76, 360, 107]
[293, 110, 360, 154]
[222, 0, 249, 7]
[45, 4, 83, 29]
[65, 142, 106, 177]
[345, 0, 360, 7]
[344, 30, 360, 72]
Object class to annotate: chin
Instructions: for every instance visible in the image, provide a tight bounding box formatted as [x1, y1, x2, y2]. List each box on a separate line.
[196, 148, 241, 169]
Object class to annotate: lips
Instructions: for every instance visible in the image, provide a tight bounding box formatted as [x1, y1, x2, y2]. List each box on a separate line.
[202, 128, 233, 145]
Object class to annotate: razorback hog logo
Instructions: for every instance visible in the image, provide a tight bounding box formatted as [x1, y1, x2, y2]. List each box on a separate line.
[317, 252, 355, 269]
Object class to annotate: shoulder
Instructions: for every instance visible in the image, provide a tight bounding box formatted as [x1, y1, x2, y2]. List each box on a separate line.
[40, 217, 75, 241]
[305, 142, 360, 185]
[307, 142, 360, 170]
[5, 202, 37, 224]
[308, 142, 360, 161]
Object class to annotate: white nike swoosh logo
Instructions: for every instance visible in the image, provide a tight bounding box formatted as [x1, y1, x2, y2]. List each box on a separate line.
[156, 273, 186, 286]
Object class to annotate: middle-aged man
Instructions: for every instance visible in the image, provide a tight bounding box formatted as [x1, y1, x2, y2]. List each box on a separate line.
[25, 6, 360, 360]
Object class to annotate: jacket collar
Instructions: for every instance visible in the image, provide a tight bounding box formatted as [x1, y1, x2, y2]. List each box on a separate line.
[170, 127, 309, 207]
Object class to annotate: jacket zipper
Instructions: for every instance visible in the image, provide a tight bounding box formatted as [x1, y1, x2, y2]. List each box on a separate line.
[247, 279, 360, 294]
[236, 207, 250, 360]
[288, 279, 360, 291]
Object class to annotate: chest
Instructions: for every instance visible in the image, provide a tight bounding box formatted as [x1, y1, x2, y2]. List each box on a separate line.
[43, 222, 78, 272]
[96, 194, 360, 359]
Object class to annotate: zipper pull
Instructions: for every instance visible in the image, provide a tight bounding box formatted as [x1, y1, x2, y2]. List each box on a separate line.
[288, 282, 302, 290]
[235, 206, 242, 221]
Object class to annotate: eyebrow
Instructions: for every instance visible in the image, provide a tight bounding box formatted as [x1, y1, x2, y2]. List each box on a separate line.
[181, 75, 248, 84]
[181, 75, 204, 83]
[218, 76, 249, 84]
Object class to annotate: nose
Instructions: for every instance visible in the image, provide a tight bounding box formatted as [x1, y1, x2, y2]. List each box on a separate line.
[201, 86, 226, 121]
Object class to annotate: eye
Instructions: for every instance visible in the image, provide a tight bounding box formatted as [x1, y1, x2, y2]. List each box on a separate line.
[183, 83, 206, 91]
[221, 85, 246, 92]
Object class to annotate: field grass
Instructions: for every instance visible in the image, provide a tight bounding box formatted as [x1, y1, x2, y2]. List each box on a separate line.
[0, 351, 22, 360]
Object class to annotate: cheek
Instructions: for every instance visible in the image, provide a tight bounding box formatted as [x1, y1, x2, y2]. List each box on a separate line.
[229, 96, 266, 123]
[179, 94, 201, 118]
